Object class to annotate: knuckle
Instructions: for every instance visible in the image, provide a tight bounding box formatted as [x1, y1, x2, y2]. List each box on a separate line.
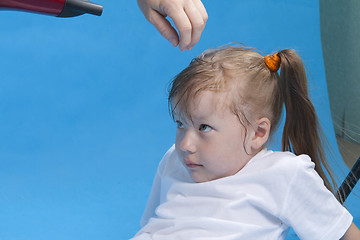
[203, 12, 208, 22]
[146, 11, 158, 23]
[178, 24, 192, 33]
[160, 0, 181, 13]
[193, 20, 205, 30]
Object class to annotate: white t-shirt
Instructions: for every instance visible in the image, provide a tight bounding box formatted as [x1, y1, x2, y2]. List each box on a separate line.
[132, 145, 353, 240]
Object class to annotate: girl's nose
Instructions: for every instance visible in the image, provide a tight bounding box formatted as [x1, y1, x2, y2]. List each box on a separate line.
[178, 130, 196, 154]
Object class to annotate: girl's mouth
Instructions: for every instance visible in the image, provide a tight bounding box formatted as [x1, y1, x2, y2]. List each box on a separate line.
[186, 163, 202, 168]
[185, 159, 203, 168]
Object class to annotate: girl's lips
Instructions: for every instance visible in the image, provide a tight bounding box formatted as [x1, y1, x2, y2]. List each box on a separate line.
[186, 163, 202, 168]
[185, 159, 202, 168]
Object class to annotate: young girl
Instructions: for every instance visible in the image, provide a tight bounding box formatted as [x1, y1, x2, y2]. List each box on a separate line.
[132, 45, 360, 239]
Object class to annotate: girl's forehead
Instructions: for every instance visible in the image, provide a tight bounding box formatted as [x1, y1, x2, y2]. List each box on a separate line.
[173, 90, 232, 120]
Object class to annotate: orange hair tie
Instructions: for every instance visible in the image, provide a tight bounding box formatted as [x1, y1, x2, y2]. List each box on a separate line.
[264, 53, 281, 72]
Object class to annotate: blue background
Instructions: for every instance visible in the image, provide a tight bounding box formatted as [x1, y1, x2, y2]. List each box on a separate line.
[0, 1, 358, 239]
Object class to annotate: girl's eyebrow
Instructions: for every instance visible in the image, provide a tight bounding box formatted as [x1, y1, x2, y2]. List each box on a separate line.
[190, 109, 215, 122]
[173, 112, 183, 120]
[173, 112, 188, 123]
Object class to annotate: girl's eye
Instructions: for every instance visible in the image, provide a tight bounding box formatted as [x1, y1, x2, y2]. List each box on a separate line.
[176, 121, 184, 129]
[199, 124, 212, 132]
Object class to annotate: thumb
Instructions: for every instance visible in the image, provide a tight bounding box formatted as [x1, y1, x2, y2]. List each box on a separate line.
[147, 10, 179, 47]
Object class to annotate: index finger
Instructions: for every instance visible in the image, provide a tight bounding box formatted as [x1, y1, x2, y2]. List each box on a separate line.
[165, 6, 193, 51]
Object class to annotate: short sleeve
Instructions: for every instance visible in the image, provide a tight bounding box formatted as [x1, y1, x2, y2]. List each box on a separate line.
[280, 155, 353, 240]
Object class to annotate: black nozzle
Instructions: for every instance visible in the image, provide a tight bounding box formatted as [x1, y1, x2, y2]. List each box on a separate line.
[58, 0, 103, 17]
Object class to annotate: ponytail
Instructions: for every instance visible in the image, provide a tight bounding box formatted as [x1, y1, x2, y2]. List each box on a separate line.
[277, 50, 338, 195]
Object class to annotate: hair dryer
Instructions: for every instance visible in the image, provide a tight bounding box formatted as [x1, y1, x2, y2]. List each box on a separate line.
[0, 0, 103, 17]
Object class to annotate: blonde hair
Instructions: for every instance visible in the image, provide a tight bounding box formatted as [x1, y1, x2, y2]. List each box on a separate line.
[168, 45, 338, 196]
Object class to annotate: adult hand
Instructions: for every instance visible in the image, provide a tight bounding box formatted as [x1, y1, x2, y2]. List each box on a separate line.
[137, 0, 208, 51]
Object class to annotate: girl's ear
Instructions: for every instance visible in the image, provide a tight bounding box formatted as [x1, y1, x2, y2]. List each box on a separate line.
[246, 117, 271, 154]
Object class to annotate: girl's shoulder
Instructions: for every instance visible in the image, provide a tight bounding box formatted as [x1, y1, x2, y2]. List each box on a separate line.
[244, 148, 315, 179]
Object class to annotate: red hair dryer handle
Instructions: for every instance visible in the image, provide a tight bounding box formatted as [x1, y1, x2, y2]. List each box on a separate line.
[0, 0, 103, 17]
[0, 0, 65, 16]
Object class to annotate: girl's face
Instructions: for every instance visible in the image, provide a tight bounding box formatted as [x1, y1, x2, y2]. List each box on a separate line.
[174, 90, 255, 183]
